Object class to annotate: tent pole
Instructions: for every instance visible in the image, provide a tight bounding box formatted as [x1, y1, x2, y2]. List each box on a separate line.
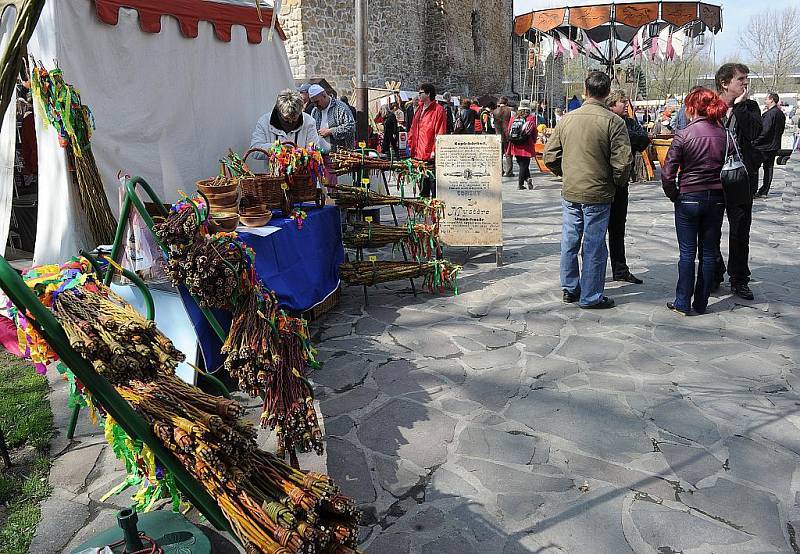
[354, 0, 369, 140]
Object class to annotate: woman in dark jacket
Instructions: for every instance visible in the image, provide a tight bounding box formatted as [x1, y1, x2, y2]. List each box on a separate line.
[456, 98, 476, 134]
[661, 87, 729, 315]
[379, 105, 400, 158]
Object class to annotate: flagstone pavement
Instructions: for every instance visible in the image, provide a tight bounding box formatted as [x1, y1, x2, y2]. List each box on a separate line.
[34, 156, 800, 553]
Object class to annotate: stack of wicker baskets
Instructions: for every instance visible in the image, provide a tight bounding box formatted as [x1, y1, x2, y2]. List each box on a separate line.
[197, 179, 239, 232]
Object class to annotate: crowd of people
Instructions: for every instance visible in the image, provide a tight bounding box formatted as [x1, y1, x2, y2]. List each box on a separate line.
[250, 66, 787, 315]
[545, 63, 782, 314]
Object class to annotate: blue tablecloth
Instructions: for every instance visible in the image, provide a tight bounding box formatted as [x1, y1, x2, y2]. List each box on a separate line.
[178, 205, 343, 374]
[239, 206, 343, 311]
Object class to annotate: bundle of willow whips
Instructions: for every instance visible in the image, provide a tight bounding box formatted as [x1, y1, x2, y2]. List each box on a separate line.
[329, 149, 431, 176]
[342, 221, 441, 258]
[342, 221, 411, 249]
[18, 262, 360, 553]
[155, 195, 324, 459]
[155, 198, 249, 310]
[339, 260, 461, 292]
[53, 286, 184, 383]
[120, 370, 358, 552]
[328, 185, 445, 220]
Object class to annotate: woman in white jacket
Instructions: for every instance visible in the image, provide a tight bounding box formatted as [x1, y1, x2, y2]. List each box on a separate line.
[249, 89, 330, 170]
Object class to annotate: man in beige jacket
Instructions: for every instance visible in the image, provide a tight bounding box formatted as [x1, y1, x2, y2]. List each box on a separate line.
[544, 71, 631, 309]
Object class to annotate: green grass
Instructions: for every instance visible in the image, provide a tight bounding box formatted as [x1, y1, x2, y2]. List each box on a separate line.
[0, 351, 53, 554]
[0, 352, 53, 450]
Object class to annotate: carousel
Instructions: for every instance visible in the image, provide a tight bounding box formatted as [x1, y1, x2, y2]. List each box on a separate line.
[513, 0, 723, 175]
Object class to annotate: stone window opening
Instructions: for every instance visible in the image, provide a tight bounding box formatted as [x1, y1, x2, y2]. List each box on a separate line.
[471, 10, 481, 57]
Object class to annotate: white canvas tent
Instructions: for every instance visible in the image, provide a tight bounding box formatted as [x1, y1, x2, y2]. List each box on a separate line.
[0, 0, 294, 264]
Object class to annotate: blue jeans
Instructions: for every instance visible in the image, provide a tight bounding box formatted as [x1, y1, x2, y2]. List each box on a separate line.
[674, 190, 725, 313]
[560, 200, 612, 306]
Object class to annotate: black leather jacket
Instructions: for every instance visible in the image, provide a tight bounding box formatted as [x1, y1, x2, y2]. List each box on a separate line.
[727, 99, 762, 173]
[754, 105, 786, 152]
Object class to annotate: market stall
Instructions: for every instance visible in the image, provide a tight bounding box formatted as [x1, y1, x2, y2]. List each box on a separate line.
[5, 0, 295, 265]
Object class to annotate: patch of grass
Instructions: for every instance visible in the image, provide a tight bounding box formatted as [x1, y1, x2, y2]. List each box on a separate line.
[0, 352, 52, 449]
[0, 351, 53, 554]
[0, 455, 51, 554]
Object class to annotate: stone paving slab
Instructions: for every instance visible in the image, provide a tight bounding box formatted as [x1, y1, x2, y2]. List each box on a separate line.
[313, 158, 800, 553]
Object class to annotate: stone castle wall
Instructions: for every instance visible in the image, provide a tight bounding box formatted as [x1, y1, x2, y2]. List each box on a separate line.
[280, 0, 514, 98]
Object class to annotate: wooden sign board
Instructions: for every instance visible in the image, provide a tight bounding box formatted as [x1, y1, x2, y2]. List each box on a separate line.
[435, 134, 504, 254]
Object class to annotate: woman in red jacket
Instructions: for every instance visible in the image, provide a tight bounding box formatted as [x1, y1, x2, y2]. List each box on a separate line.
[506, 100, 538, 190]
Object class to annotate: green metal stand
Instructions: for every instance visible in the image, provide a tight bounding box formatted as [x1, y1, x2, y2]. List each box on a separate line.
[70, 509, 211, 554]
[0, 255, 234, 537]
[104, 177, 227, 342]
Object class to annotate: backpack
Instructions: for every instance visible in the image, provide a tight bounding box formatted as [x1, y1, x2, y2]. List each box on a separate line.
[453, 110, 464, 133]
[474, 109, 483, 133]
[508, 116, 530, 144]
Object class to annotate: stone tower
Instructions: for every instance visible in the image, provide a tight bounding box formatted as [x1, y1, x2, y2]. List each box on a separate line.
[280, 0, 514, 97]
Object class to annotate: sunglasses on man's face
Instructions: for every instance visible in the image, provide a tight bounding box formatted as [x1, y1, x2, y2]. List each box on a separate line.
[418, 91, 427, 95]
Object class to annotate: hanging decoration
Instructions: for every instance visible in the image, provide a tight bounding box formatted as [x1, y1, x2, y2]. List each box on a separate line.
[29, 63, 117, 245]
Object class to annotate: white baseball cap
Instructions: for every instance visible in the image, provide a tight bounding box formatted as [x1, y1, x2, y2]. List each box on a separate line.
[308, 84, 325, 98]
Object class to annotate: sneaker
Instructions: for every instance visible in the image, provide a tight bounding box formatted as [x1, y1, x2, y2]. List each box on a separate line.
[580, 296, 615, 309]
[666, 302, 689, 316]
[507, 173, 515, 178]
[562, 290, 578, 303]
[518, 184, 526, 190]
[527, 179, 534, 190]
[732, 283, 754, 300]
[613, 272, 643, 284]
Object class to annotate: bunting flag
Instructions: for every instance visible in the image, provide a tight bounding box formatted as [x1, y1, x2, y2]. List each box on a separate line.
[553, 33, 565, 57]
[666, 31, 675, 60]
[557, 31, 578, 59]
[632, 26, 646, 59]
[539, 34, 554, 60]
[650, 29, 661, 60]
[582, 30, 600, 55]
[671, 29, 687, 59]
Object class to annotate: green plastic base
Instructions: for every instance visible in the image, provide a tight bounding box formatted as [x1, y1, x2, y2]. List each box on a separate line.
[71, 510, 211, 554]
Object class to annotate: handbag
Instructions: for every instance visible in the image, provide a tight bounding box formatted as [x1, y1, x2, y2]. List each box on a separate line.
[720, 114, 750, 204]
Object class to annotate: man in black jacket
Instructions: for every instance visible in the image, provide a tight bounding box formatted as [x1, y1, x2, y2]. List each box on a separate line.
[440, 92, 455, 134]
[715, 63, 762, 300]
[606, 90, 649, 284]
[754, 92, 786, 198]
[456, 98, 477, 134]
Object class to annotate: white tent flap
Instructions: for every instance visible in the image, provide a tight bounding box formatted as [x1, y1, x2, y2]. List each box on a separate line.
[26, 0, 294, 263]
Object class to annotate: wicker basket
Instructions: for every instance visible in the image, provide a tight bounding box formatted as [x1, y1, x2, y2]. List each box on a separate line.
[280, 142, 325, 208]
[240, 148, 289, 213]
[287, 173, 315, 202]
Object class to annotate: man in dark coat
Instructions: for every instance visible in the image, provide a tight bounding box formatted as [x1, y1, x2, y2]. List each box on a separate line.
[754, 92, 787, 198]
[456, 98, 477, 134]
[493, 97, 514, 176]
[714, 63, 762, 300]
[606, 89, 649, 285]
[440, 92, 455, 134]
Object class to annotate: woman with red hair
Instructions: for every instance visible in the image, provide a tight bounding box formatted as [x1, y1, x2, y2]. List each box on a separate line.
[661, 87, 729, 315]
